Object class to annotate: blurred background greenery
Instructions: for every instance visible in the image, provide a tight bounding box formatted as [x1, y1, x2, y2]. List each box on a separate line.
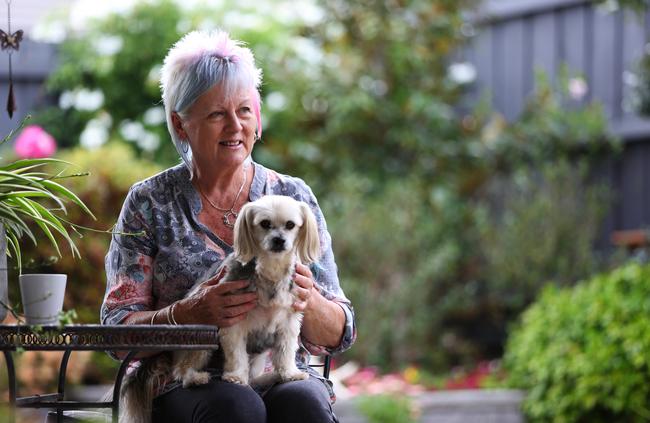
[2, 0, 650, 421]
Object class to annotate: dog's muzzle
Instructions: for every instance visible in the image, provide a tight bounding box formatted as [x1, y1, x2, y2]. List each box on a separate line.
[270, 236, 286, 252]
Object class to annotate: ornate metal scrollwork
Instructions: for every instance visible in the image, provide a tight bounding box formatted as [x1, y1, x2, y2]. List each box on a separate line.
[0, 325, 219, 351]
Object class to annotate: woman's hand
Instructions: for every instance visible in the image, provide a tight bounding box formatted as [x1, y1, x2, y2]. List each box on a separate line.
[292, 263, 317, 312]
[292, 262, 346, 347]
[176, 273, 258, 328]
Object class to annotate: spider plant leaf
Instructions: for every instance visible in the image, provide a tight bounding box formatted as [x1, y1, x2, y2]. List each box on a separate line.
[6, 231, 21, 273]
[4, 200, 51, 243]
[0, 204, 34, 242]
[0, 166, 49, 177]
[0, 170, 49, 187]
[12, 198, 61, 249]
[0, 191, 55, 199]
[27, 201, 68, 234]
[0, 187, 67, 210]
[0, 186, 66, 213]
[38, 179, 95, 219]
[23, 199, 81, 258]
[0, 183, 49, 193]
[0, 114, 30, 147]
[0, 158, 74, 172]
[13, 171, 50, 179]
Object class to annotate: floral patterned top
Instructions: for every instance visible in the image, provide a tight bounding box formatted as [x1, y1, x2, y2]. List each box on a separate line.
[100, 162, 355, 401]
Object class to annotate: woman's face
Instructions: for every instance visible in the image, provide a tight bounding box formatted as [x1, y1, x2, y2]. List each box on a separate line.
[176, 84, 257, 174]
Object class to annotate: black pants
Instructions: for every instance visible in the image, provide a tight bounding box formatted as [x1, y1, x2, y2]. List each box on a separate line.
[151, 376, 338, 423]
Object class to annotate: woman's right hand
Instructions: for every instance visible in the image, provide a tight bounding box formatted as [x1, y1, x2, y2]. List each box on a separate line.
[176, 276, 258, 327]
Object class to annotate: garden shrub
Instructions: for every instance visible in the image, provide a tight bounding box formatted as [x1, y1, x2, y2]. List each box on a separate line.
[11, 143, 162, 323]
[323, 175, 465, 369]
[478, 159, 611, 308]
[504, 262, 650, 422]
[356, 395, 417, 423]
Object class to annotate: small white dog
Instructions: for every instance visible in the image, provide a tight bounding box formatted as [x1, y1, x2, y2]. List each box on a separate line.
[120, 195, 321, 423]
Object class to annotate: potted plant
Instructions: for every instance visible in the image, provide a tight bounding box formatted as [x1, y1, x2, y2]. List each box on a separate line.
[0, 118, 95, 323]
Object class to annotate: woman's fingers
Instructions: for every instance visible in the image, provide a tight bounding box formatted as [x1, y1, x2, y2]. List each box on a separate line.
[211, 279, 250, 294]
[189, 277, 258, 327]
[221, 292, 257, 306]
[294, 263, 313, 279]
[292, 268, 315, 311]
[217, 298, 257, 327]
[221, 300, 257, 318]
[220, 313, 249, 327]
[199, 267, 228, 287]
[293, 275, 313, 291]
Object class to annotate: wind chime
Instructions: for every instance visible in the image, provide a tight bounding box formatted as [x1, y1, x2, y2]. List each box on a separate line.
[0, 0, 22, 118]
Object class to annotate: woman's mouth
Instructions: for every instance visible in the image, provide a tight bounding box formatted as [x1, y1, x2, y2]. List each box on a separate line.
[219, 140, 243, 148]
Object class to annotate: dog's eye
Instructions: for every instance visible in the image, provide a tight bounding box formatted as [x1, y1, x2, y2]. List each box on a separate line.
[260, 219, 272, 229]
[285, 221, 296, 230]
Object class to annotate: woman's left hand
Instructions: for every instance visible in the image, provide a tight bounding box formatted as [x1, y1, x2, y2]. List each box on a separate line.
[293, 263, 317, 312]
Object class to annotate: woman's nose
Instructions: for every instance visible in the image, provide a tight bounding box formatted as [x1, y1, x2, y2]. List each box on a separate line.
[225, 110, 243, 132]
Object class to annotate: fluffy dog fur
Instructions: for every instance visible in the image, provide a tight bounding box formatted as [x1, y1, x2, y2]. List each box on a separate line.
[119, 195, 321, 423]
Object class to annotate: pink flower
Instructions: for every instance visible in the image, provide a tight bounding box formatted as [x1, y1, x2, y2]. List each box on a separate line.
[568, 77, 588, 101]
[14, 125, 57, 159]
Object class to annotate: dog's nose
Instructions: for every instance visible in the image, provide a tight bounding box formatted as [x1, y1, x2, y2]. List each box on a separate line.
[271, 237, 285, 250]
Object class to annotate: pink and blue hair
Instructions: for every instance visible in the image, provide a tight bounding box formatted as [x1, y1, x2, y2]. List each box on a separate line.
[160, 30, 263, 174]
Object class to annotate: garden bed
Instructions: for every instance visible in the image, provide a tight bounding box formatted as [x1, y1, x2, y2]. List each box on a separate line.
[333, 389, 524, 423]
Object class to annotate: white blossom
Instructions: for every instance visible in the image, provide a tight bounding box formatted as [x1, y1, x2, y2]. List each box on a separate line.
[448, 62, 477, 85]
[568, 77, 588, 101]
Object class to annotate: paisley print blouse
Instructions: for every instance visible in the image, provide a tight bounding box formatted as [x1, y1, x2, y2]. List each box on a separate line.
[100, 162, 356, 401]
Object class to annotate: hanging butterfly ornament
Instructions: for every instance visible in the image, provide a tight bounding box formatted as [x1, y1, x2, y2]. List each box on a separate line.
[0, 0, 22, 118]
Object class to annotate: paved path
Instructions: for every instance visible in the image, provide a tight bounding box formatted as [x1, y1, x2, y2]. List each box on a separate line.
[333, 389, 525, 423]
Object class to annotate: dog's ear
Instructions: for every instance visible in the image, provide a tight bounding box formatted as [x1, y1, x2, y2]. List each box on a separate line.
[234, 203, 257, 264]
[297, 202, 321, 264]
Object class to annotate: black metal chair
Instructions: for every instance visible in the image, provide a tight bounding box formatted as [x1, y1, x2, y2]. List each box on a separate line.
[45, 355, 332, 422]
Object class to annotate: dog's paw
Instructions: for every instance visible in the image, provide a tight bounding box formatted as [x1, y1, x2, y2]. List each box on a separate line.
[182, 370, 211, 388]
[279, 371, 309, 383]
[222, 372, 249, 385]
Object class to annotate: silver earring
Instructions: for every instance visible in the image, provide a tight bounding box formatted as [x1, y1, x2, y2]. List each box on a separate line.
[180, 139, 189, 153]
[254, 130, 261, 143]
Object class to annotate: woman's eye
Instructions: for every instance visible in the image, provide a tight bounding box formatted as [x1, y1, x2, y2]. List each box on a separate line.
[209, 111, 225, 119]
[260, 220, 271, 229]
[285, 221, 295, 230]
[240, 107, 252, 114]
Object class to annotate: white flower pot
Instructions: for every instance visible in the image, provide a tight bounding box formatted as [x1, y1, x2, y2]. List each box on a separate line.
[19, 273, 67, 325]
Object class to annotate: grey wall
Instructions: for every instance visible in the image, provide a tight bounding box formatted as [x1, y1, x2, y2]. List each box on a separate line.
[0, 39, 58, 145]
[465, 0, 650, 239]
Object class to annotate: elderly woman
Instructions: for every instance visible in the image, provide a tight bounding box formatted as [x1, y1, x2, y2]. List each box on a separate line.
[100, 30, 356, 423]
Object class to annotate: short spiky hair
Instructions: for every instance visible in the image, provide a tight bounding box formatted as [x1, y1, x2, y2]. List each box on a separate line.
[160, 29, 263, 174]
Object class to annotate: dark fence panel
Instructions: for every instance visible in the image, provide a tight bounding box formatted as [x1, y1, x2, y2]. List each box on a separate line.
[0, 39, 58, 144]
[467, 0, 650, 243]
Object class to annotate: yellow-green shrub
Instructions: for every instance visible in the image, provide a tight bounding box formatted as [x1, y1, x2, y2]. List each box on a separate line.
[505, 262, 650, 422]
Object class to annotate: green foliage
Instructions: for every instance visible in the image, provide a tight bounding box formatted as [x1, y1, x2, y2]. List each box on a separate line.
[356, 395, 417, 423]
[504, 262, 650, 422]
[323, 175, 464, 368]
[485, 71, 616, 167]
[37, 0, 319, 166]
[630, 50, 650, 117]
[13, 143, 162, 323]
[0, 118, 95, 274]
[41, 0, 183, 163]
[263, 0, 480, 189]
[326, 72, 617, 370]
[593, 0, 649, 117]
[478, 160, 611, 308]
[33, 0, 621, 373]
[592, 0, 648, 14]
